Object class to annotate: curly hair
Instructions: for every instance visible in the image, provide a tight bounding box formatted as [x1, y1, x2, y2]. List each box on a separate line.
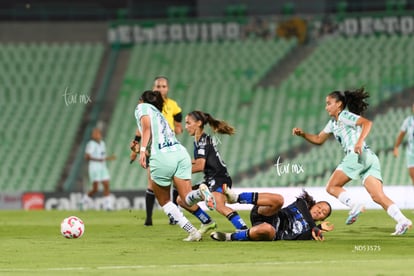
[328, 87, 370, 115]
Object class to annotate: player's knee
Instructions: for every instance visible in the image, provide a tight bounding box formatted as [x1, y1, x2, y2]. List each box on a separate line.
[255, 223, 275, 241]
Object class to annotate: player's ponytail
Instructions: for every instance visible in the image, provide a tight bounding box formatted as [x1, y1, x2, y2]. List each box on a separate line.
[328, 87, 369, 115]
[188, 110, 235, 135]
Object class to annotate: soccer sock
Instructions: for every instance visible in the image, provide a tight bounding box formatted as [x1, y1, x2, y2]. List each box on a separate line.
[387, 204, 409, 223]
[226, 211, 248, 230]
[162, 201, 196, 233]
[145, 189, 155, 220]
[231, 229, 250, 241]
[172, 188, 179, 205]
[193, 207, 213, 224]
[185, 190, 203, 206]
[237, 192, 259, 204]
[104, 195, 113, 210]
[338, 191, 355, 208]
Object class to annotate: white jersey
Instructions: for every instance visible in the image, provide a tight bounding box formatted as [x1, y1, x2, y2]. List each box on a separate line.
[85, 140, 107, 169]
[135, 103, 182, 156]
[400, 115, 414, 154]
[323, 110, 367, 153]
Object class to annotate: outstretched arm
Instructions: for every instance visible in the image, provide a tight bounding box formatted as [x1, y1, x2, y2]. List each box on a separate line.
[292, 128, 331, 145]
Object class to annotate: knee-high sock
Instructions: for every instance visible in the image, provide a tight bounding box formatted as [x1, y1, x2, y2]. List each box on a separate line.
[227, 211, 248, 230]
[162, 201, 197, 233]
[387, 204, 409, 223]
[145, 189, 155, 219]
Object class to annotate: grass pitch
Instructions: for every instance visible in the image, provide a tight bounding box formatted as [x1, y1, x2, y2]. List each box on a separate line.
[0, 208, 413, 275]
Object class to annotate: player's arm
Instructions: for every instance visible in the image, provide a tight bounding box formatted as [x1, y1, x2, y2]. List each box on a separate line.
[393, 131, 406, 157]
[85, 153, 104, 162]
[139, 115, 151, 168]
[354, 116, 372, 154]
[292, 128, 331, 145]
[129, 129, 141, 164]
[173, 112, 183, 135]
[192, 158, 205, 173]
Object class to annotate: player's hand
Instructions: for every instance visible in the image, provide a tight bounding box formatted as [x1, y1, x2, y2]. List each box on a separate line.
[139, 151, 147, 169]
[311, 226, 324, 241]
[130, 140, 140, 153]
[292, 127, 304, 137]
[320, 221, 334, 232]
[106, 155, 116, 161]
[354, 142, 363, 155]
[130, 151, 137, 164]
[393, 147, 399, 157]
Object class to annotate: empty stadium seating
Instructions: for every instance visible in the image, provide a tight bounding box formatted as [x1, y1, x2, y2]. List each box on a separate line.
[0, 42, 104, 192]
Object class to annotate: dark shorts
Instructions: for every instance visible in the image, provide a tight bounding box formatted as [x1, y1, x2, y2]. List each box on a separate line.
[193, 176, 232, 193]
[250, 205, 280, 227]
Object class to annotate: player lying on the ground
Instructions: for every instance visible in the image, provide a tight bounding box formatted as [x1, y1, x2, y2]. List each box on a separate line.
[210, 187, 334, 241]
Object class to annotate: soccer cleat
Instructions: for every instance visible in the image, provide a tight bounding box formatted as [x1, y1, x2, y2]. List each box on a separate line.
[199, 221, 217, 234]
[199, 184, 216, 210]
[391, 220, 412, 236]
[345, 203, 365, 225]
[210, 231, 231, 241]
[222, 184, 238, 204]
[183, 230, 202, 242]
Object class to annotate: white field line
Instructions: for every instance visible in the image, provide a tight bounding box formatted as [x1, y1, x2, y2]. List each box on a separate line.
[0, 259, 404, 272]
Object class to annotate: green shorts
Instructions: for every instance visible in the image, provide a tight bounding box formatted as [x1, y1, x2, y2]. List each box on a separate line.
[149, 150, 192, 187]
[337, 149, 383, 183]
[406, 152, 414, 168]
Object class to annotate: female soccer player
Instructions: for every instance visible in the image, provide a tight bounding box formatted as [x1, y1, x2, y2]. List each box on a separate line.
[183, 110, 248, 232]
[292, 88, 412, 235]
[130, 76, 183, 226]
[393, 103, 414, 186]
[83, 128, 116, 211]
[211, 188, 333, 241]
[135, 90, 215, 241]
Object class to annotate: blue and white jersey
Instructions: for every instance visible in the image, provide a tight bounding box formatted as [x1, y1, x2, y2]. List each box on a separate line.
[323, 110, 367, 153]
[135, 103, 181, 155]
[400, 115, 414, 155]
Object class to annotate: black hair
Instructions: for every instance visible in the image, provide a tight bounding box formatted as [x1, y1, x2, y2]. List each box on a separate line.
[139, 90, 164, 112]
[298, 190, 332, 219]
[328, 87, 370, 115]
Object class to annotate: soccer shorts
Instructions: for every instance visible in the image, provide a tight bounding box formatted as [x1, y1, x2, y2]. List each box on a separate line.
[337, 149, 383, 183]
[149, 150, 192, 187]
[88, 166, 110, 182]
[406, 152, 414, 168]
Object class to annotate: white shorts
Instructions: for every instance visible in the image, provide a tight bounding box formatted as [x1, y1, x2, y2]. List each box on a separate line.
[88, 165, 110, 182]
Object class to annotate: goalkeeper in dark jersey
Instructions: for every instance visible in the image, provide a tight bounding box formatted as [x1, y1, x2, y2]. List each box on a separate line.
[211, 188, 334, 241]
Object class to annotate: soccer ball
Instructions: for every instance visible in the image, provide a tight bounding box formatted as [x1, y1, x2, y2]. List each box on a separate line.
[60, 216, 85, 239]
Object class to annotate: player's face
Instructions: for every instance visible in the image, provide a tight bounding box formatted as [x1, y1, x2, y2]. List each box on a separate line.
[185, 115, 200, 136]
[92, 129, 101, 141]
[310, 202, 331, 221]
[153, 79, 169, 99]
[325, 96, 342, 118]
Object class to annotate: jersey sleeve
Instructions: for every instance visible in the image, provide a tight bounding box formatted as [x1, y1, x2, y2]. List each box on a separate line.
[170, 99, 182, 116]
[85, 141, 93, 155]
[322, 120, 333, 134]
[400, 116, 410, 132]
[339, 110, 360, 127]
[195, 139, 207, 160]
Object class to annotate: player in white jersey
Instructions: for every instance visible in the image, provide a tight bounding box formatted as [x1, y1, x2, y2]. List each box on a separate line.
[83, 128, 116, 211]
[135, 90, 216, 241]
[393, 103, 414, 185]
[293, 88, 412, 235]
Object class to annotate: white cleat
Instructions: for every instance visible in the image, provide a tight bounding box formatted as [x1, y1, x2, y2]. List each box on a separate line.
[183, 230, 202, 242]
[391, 220, 412, 236]
[222, 184, 238, 204]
